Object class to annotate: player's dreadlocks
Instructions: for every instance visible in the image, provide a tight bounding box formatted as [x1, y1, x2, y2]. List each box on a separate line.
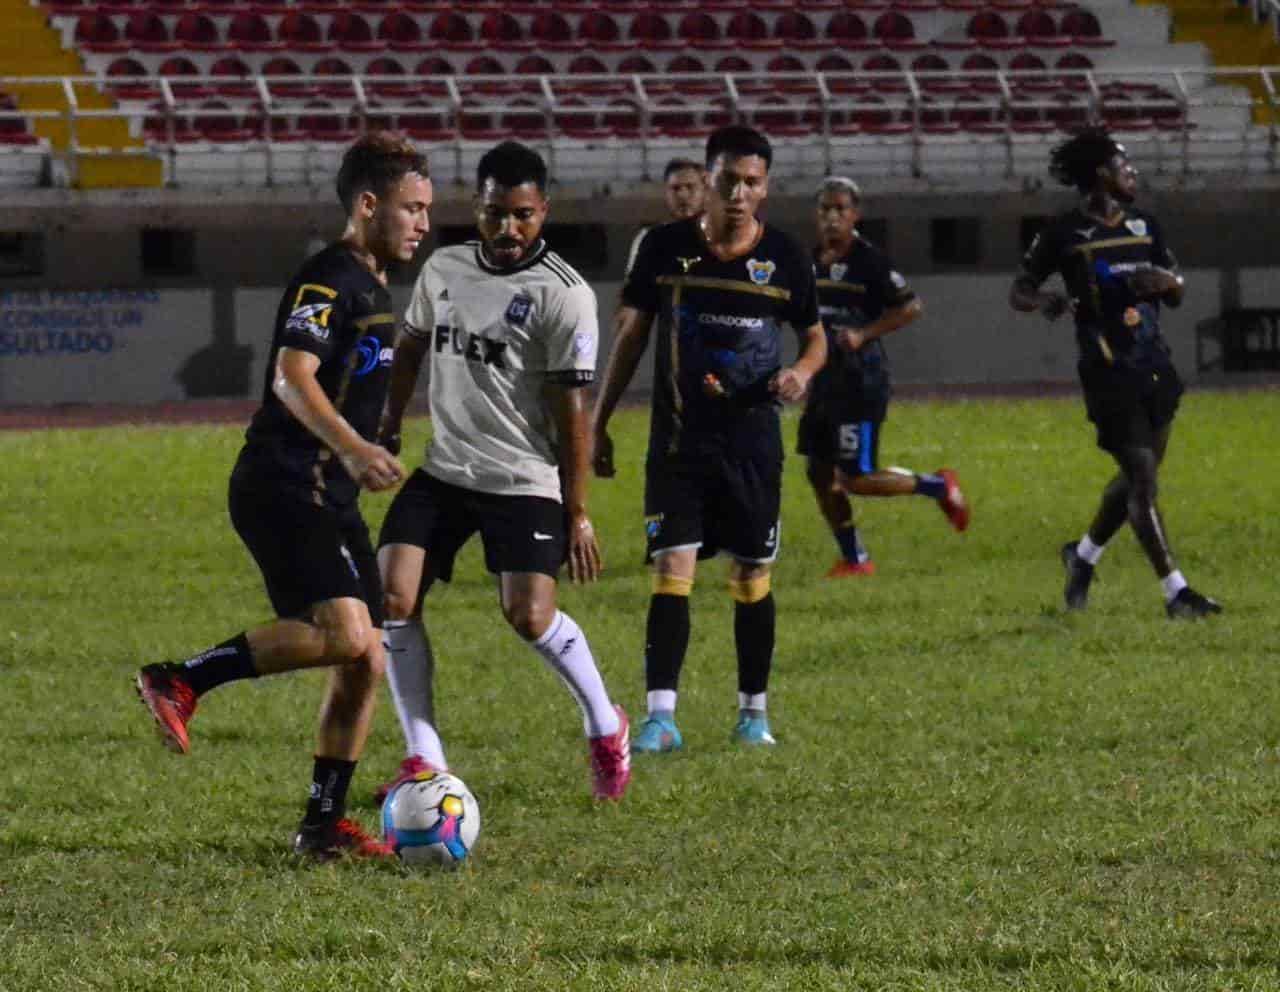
[1048, 126, 1123, 193]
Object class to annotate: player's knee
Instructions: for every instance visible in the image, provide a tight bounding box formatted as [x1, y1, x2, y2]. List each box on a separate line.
[503, 597, 555, 641]
[324, 618, 377, 665]
[728, 573, 771, 604]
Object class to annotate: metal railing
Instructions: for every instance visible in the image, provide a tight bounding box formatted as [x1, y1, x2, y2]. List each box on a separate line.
[1, 67, 1277, 187]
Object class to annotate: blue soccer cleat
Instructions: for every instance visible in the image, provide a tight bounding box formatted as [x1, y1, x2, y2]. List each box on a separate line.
[732, 709, 777, 746]
[632, 711, 682, 753]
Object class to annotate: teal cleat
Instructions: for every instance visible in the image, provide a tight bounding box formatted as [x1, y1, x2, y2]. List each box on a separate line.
[733, 709, 776, 746]
[632, 711, 682, 753]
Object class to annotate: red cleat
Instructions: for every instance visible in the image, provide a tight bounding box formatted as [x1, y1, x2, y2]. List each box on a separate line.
[293, 817, 396, 862]
[826, 558, 877, 578]
[373, 755, 442, 806]
[135, 664, 197, 755]
[589, 705, 631, 801]
[936, 468, 969, 532]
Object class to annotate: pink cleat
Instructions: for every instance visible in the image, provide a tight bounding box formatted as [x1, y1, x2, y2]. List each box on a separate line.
[373, 755, 442, 806]
[589, 705, 631, 801]
[936, 468, 969, 533]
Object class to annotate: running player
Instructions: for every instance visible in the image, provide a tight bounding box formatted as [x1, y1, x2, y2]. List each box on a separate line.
[801, 176, 968, 578]
[372, 141, 631, 803]
[1009, 127, 1220, 618]
[624, 158, 707, 276]
[592, 125, 827, 752]
[135, 132, 432, 859]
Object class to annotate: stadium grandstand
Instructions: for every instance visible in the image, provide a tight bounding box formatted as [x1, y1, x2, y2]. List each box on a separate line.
[0, 0, 1276, 187]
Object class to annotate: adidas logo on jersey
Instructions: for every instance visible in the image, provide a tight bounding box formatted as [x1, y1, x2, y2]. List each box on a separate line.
[433, 324, 507, 368]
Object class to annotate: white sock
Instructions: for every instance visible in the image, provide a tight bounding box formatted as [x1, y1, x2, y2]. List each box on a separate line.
[647, 689, 677, 715]
[1077, 535, 1105, 565]
[1161, 569, 1188, 602]
[383, 620, 448, 769]
[738, 691, 767, 712]
[531, 611, 620, 739]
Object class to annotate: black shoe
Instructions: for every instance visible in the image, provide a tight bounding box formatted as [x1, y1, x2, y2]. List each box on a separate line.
[1061, 541, 1094, 610]
[1165, 587, 1222, 619]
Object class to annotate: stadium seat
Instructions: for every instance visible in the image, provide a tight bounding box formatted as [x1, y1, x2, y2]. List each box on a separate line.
[125, 12, 174, 53]
[328, 12, 381, 52]
[364, 56, 413, 97]
[278, 12, 328, 51]
[872, 10, 924, 50]
[174, 13, 220, 49]
[863, 52, 907, 91]
[430, 12, 479, 49]
[104, 56, 157, 100]
[1017, 9, 1068, 48]
[1059, 7, 1113, 47]
[827, 12, 875, 48]
[617, 54, 658, 74]
[210, 55, 255, 97]
[158, 55, 212, 98]
[531, 11, 576, 47]
[228, 12, 279, 52]
[75, 13, 126, 52]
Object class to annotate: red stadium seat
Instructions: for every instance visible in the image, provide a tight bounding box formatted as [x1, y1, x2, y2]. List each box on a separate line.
[227, 12, 275, 48]
[726, 11, 769, 41]
[569, 54, 610, 74]
[105, 57, 157, 100]
[125, 12, 171, 49]
[1017, 9, 1065, 45]
[379, 12, 423, 45]
[668, 54, 707, 73]
[515, 54, 556, 75]
[1059, 7, 1112, 46]
[531, 11, 574, 44]
[714, 54, 753, 72]
[399, 102, 457, 142]
[580, 11, 622, 43]
[174, 13, 220, 48]
[278, 12, 326, 49]
[872, 10, 923, 49]
[75, 13, 124, 51]
[429, 12, 476, 45]
[629, 12, 674, 43]
[816, 53, 855, 73]
[329, 12, 381, 52]
[480, 12, 524, 43]
[827, 12, 873, 47]
[863, 52, 906, 91]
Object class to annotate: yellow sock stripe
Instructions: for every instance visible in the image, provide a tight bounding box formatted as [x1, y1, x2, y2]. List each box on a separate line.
[728, 575, 771, 604]
[652, 574, 693, 597]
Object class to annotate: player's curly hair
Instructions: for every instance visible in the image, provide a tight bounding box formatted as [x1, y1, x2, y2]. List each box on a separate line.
[477, 141, 548, 192]
[336, 130, 428, 213]
[1048, 126, 1123, 192]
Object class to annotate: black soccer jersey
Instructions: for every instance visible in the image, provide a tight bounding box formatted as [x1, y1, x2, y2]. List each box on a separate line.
[1020, 207, 1178, 370]
[623, 217, 820, 458]
[811, 236, 915, 407]
[241, 244, 396, 507]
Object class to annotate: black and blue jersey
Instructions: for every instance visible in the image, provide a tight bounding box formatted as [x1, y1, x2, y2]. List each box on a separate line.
[240, 243, 395, 507]
[809, 236, 914, 421]
[623, 217, 819, 460]
[1019, 207, 1178, 372]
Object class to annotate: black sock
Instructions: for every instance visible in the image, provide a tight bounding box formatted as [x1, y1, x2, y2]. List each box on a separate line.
[734, 594, 775, 696]
[178, 633, 257, 697]
[301, 756, 357, 829]
[645, 594, 690, 692]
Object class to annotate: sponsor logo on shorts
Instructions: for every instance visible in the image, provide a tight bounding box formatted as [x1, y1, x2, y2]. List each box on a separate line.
[645, 514, 662, 539]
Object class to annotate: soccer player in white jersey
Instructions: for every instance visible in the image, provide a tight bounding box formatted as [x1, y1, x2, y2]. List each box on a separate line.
[372, 141, 631, 802]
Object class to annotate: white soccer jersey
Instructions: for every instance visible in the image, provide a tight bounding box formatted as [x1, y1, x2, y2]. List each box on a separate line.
[402, 239, 599, 501]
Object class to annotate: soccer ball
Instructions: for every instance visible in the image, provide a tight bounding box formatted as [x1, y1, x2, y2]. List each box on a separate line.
[381, 770, 480, 868]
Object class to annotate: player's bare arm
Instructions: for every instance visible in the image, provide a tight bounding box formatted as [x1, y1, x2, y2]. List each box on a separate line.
[377, 327, 430, 455]
[770, 321, 827, 402]
[274, 347, 405, 491]
[1009, 274, 1071, 321]
[590, 304, 655, 477]
[835, 297, 924, 351]
[547, 382, 603, 583]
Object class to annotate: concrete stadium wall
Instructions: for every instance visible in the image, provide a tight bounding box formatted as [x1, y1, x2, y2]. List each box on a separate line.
[0, 267, 1259, 406]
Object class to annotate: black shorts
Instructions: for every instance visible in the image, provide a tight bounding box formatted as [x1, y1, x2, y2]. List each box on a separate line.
[797, 410, 882, 477]
[228, 470, 383, 628]
[378, 469, 566, 582]
[644, 451, 782, 563]
[1080, 360, 1183, 453]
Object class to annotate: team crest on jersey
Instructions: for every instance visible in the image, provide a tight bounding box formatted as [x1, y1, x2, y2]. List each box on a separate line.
[645, 514, 663, 539]
[830, 263, 847, 281]
[504, 293, 534, 327]
[746, 259, 776, 285]
[1125, 219, 1148, 237]
[571, 332, 595, 360]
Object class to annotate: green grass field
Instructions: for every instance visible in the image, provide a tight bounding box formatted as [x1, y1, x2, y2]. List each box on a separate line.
[2, 391, 1279, 991]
